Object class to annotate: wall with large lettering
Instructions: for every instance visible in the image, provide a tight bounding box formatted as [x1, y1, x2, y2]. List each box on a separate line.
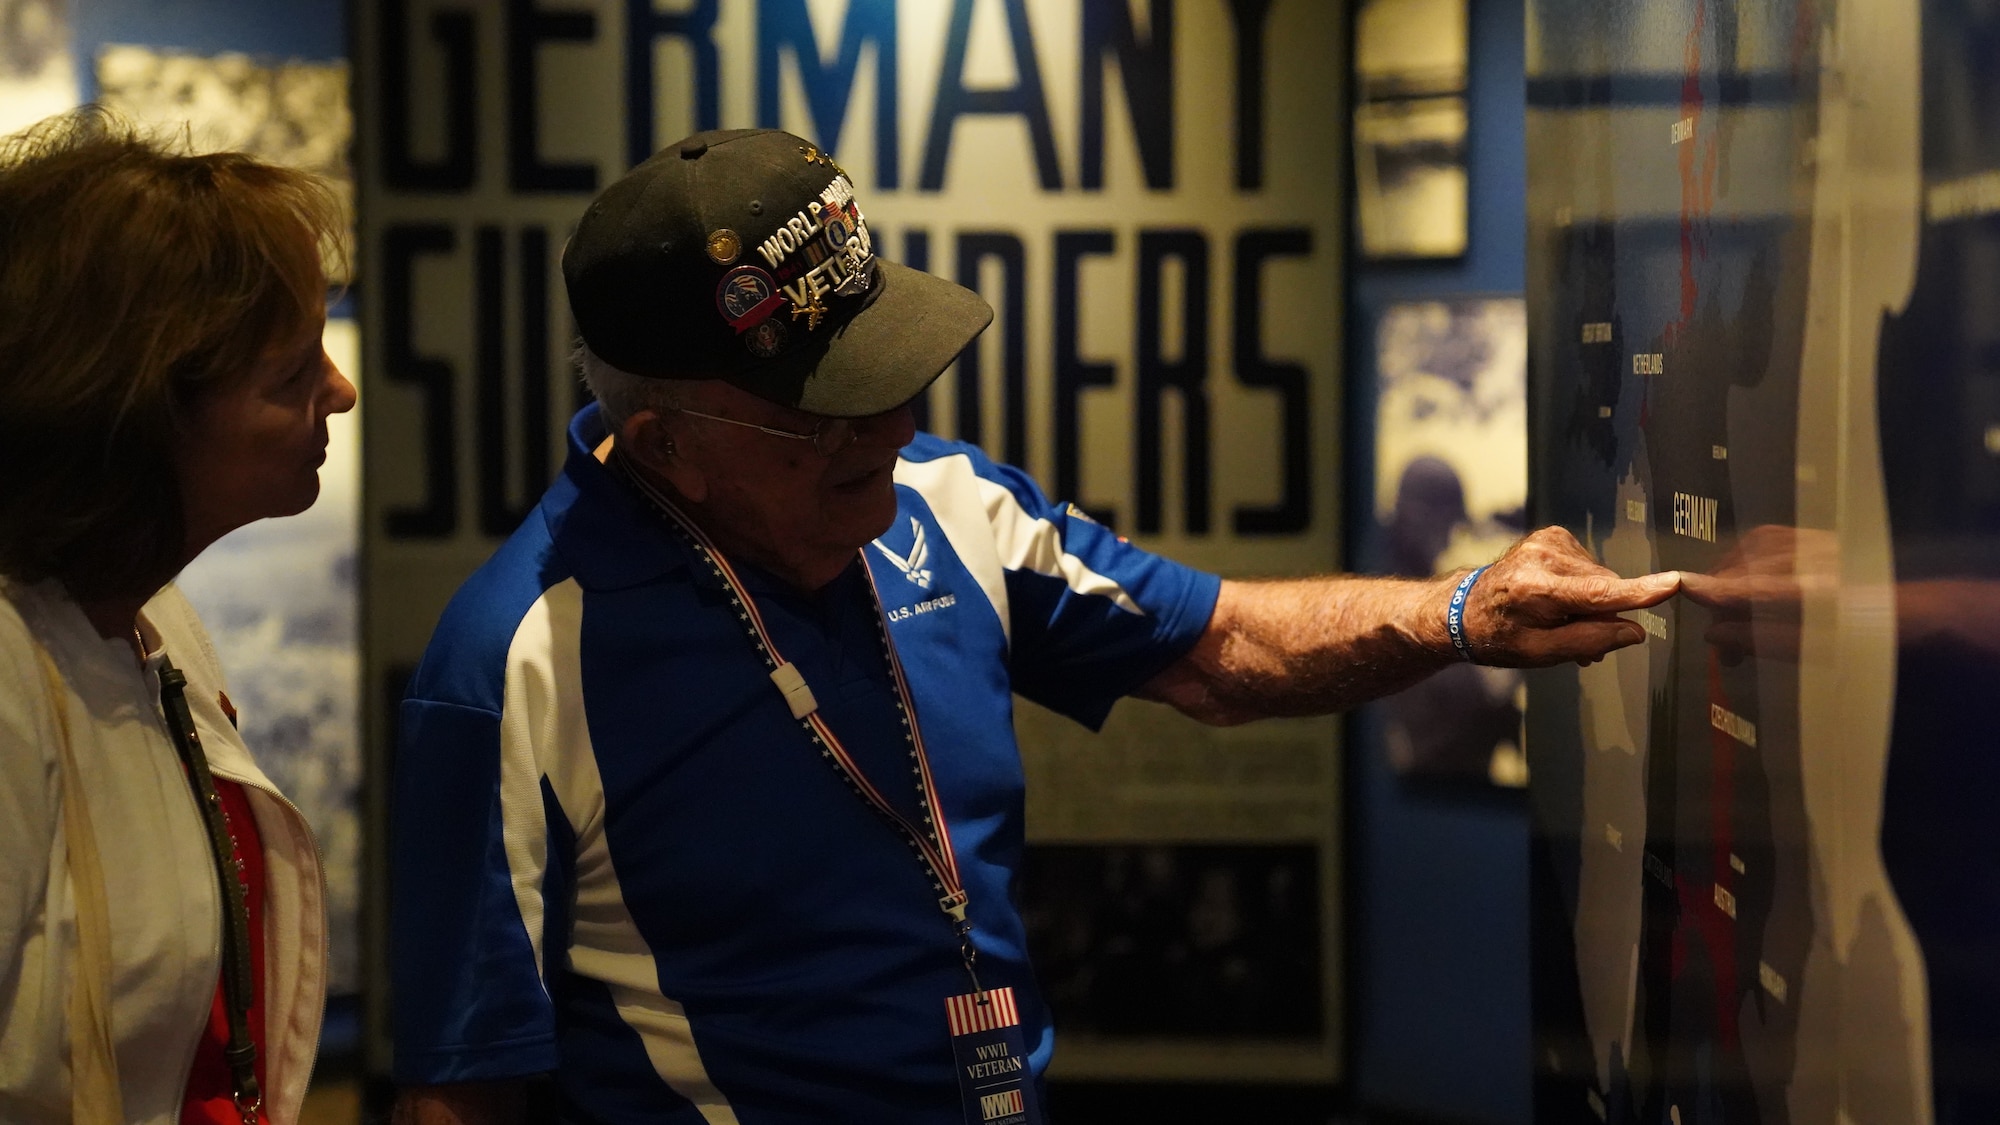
[356, 0, 1346, 1090]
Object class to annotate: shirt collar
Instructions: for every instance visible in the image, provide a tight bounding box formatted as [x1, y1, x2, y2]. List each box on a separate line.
[542, 403, 704, 592]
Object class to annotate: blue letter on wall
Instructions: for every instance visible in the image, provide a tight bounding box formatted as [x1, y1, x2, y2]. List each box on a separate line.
[758, 0, 899, 188]
[627, 0, 719, 167]
[921, 0, 1062, 191]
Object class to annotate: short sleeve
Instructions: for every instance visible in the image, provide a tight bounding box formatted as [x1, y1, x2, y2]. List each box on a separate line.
[966, 451, 1221, 729]
[391, 694, 560, 1083]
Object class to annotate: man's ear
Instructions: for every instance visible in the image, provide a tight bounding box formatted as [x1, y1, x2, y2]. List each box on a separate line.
[621, 409, 707, 503]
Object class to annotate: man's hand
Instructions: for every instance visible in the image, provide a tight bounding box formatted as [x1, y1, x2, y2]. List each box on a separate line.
[1452, 526, 1682, 668]
[1137, 526, 1679, 725]
[392, 1082, 531, 1125]
[1677, 523, 1840, 663]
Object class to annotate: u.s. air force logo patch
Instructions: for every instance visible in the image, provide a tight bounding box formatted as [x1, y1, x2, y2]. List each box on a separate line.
[873, 516, 933, 589]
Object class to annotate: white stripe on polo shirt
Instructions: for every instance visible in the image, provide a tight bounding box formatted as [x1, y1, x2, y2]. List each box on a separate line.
[499, 587, 559, 986]
[893, 453, 1013, 644]
[892, 452, 1143, 652]
[501, 579, 743, 1124]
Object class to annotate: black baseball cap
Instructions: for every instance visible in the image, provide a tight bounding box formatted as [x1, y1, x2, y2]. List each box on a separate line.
[562, 128, 993, 418]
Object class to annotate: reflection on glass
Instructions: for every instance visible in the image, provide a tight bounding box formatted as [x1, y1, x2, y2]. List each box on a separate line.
[1522, 0, 1964, 1120]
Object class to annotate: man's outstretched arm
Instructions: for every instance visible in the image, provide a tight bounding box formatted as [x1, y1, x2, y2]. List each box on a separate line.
[1136, 527, 1680, 726]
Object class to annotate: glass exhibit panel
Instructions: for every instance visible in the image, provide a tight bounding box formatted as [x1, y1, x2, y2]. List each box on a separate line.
[1524, 0, 2000, 1120]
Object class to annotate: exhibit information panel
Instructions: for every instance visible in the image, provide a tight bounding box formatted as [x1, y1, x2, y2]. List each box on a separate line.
[1527, 0, 2000, 1121]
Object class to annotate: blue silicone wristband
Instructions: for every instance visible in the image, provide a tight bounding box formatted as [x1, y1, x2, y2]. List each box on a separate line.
[1446, 564, 1492, 662]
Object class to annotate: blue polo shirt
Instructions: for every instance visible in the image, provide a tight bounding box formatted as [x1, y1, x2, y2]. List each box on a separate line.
[392, 404, 1219, 1123]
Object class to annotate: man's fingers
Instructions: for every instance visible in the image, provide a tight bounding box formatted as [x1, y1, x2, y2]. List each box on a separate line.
[1464, 527, 1691, 665]
[1533, 619, 1646, 665]
[1496, 571, 1676, 622]
[1548, 570, 1680, 614]
[1680, 571, 1804, 613]
[1499, 618, 1646, 667]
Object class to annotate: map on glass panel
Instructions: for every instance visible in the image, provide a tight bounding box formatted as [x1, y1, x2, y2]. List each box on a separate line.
[1521, 0, 2000, 1121]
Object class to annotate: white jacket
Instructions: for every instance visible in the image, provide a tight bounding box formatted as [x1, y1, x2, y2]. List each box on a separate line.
[0, 579, 327, 1124]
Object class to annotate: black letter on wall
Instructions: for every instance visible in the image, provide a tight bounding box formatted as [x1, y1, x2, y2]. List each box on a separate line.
[1225, 0, 1274, 190]
[1080, 0, 1174, 190]
[508, 0, 598, 192]
[955, 233, 1028, 466]
[921, 0, 1062, 190]
[475, 227, 555, 537]
[384, 224, 459, 537]
[1137, 230, 1210, 535]
[1055, 231, 1118, 525]
[382, 0, 476, 190]
[1233, 229, 1312, 534]
[902, 228, 933, 431]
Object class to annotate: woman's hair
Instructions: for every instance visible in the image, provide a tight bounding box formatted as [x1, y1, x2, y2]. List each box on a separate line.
[0, 106, 346, 601]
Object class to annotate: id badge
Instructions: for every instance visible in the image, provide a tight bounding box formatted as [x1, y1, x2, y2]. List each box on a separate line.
[946, 987, 1042, 1125]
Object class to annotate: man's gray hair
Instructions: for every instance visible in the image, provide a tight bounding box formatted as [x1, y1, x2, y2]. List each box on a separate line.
[574, 341, 681, 431]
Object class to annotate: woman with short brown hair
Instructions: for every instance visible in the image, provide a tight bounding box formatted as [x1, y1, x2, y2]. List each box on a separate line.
[0, 107, 352, 1124]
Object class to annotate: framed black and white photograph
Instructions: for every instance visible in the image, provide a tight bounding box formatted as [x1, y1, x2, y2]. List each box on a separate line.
[1020, 843, 1324, 1042]
[0, 0, 77, 137]
[1372, 297, 1527, 786]
[1353, 0, 1469, 260]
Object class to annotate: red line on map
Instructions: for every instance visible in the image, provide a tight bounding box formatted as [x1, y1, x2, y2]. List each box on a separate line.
[1672, 5, 1718, 343]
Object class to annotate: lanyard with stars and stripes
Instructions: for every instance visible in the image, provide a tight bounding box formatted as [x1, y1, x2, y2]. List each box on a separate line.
[618, 455, 986, 996]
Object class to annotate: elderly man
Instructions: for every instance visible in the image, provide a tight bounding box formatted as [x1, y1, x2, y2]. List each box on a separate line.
[391, 129, 1676, 1125]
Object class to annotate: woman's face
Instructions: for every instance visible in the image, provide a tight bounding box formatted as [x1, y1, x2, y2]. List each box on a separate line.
[175, 315, 357, 552]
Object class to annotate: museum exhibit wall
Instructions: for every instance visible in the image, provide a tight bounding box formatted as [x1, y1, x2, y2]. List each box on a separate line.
[0, 0, 365, 1053]
[1343, 0, 1532, 1121]
[354, 0, 1349, 1102]
[1526, 0, 2000, 1121]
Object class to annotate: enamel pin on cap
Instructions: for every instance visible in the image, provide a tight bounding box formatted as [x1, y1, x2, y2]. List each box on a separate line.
[705, 228, 741, 264]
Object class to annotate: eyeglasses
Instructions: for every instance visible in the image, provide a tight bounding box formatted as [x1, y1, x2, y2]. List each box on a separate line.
[673, 405, 857, 457]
